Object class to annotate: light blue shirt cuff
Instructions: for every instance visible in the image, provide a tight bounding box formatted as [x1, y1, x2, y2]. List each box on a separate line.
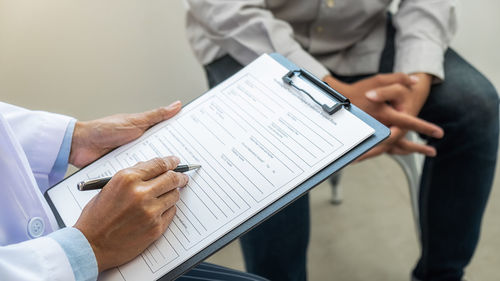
[49, 227, 99, 281]
[49, 119, 76, 186]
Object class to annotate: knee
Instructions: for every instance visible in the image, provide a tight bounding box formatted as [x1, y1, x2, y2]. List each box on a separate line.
[440, 50, 500, 126]
[465, 76, 499, 128]
[434, 71, 499, 130]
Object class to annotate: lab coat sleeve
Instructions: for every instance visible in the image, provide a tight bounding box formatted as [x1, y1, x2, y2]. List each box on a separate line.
[51, 119, 76, 185]
[0, 102, 75, 192]
[0, 233, 76, 281]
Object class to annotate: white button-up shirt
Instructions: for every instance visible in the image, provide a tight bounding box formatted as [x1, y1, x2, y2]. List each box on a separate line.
[185, 0, 457, 81]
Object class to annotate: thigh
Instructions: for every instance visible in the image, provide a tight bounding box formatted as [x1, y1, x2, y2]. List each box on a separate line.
[240, 194, 310, 281]
[205, 55, 245, 88]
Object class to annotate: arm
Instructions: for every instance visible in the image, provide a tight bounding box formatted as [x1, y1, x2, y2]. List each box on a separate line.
[354, 1, 457, 159]
[1, 101, 187, 279]
[0, 233, 78, 281]
[393, 0, 458, 81]
[0, 102, 73, 191]
[186, 0, 329, 78]
[1, 155, 188, 280]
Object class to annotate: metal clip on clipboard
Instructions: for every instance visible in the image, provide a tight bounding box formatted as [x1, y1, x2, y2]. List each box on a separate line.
[282, 69, 350, 115]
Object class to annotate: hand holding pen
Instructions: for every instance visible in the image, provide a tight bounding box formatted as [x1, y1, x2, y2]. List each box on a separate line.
[78, 162, 201, 191]
[74, 156, 190, 271]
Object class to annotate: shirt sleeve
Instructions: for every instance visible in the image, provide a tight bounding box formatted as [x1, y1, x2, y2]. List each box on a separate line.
[185, 0, 330, 79]
[48, 228, 99, 281]
[393, 0, 458, 82]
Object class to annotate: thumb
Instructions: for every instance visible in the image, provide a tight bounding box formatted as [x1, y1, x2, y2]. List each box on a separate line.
[133, 101, 182, 128]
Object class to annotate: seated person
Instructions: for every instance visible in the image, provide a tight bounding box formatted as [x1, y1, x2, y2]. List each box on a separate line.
[184, 0, 499, 280]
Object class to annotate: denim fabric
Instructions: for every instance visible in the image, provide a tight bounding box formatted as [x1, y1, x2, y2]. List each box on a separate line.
[203, 29, 499, 281]
[179, 262, 269, 281]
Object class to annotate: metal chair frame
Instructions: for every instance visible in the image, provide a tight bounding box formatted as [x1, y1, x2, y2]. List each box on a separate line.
[330, 132, 425, 235]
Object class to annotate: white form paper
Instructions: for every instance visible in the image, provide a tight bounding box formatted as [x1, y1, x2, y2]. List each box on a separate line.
[47, 54, 375, 281]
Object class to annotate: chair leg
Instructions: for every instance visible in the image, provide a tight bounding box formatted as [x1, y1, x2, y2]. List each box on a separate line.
[329, 173, 343, 205]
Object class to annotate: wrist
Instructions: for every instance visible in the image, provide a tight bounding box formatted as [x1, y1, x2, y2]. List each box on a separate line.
[412, 73, 433, 88]
[408, 73, 432, 115]
[69, 121, 91, 167]
[323, 75, 350, 95]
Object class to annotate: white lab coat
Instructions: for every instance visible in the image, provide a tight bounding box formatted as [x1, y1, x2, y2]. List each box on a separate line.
[0, 102, 76, 281]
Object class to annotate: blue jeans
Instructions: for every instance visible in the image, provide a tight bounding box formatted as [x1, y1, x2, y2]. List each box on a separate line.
[203, 30, 499, 281]
[178, 262, 268, 280]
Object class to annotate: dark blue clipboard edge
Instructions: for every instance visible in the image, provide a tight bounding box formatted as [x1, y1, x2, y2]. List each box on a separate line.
[44, 53, 390, 281]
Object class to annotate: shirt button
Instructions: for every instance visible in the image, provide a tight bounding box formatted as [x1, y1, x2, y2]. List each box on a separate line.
[316, 26, 324, 33]
[326, 0, 335, 8]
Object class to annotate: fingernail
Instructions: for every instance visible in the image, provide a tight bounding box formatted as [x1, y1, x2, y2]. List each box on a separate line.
[166, 100, 181, 109]
[410, 75, 419, 83]
[365, 90, 377, 100]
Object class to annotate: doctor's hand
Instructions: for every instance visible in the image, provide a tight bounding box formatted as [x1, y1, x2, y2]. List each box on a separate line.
[74, 156, 188, 272]
[323, 73, 444, 160]
[69, 101, 182, 168]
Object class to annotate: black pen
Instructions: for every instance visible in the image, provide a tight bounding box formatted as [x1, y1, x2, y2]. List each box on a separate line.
[77, 164, 201, 191]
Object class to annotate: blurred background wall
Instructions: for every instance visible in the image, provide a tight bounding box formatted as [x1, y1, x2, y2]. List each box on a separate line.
[0, 0, 206, 119]
[1, 1, 499, 119]
[1, 1, 499, 280]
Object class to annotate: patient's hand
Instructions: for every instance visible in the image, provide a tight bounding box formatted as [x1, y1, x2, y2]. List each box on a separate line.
[324, 73, 443, 160]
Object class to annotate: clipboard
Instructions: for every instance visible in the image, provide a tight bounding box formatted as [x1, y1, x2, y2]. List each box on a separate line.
[45, 53, 390, 280]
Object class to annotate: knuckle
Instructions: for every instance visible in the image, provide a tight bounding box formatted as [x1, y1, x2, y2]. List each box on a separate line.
[394, 84, 406, 93]
[396, 72, 406, 79]
[131, 185, 149, 202]
[143, 208, 155, 219]
[151, 222, 165, 238]
[164, 206, 177, 221]
[374, 74, 383, 83]
[180, 175, 189, 187]
[155, 224, 165, 236]
[164, 156, 179, 169]
[166, 170, 180, 186]
[133, 161, 146, 170]
[130, 194, 144, 207]
[151, 157, 167, 170]
[170, 206, 177, 216]
[171, 189, 181, 202]
[115, 169, 139, 184]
